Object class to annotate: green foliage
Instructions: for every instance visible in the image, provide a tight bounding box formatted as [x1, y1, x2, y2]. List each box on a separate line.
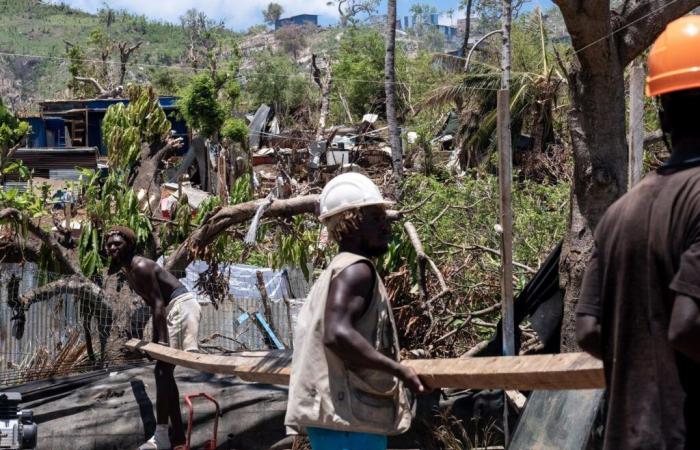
[269, 216, 319, 280]
[102, 85, 171, 171]
[331, 27, 407, 120]
[0, 98, 29, 153]
[0, 0, 225, 103]
[400, 173, 567, 298]
[77, 169, 153, 277]
[230, 174, 253, 205]
[263, 2, 284, 25]
[150, 68, 191, 95]
[66, 44, 95, 97]
[275, 25, 308, 58]
[178, 73, 225, 138]
[246, 53, 315, 123]
[221, 118, 248, 145]
[0, 98, 39, 223]
[0, 186, 43, 218]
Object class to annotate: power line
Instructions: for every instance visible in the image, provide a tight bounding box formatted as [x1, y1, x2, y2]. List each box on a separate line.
[0, 2, 680, 93]
[0, 49, 507, 90]
[571, 0, 681, 55]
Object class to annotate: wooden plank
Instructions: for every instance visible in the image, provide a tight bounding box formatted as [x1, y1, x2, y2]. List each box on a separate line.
[125, 340, 292, 385]
[405, 353, 603, 390]
[125, 340, 604, 390]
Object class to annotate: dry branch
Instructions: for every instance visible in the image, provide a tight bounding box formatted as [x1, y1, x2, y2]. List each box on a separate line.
[164, 195, 320, 273]
[404, 221, 449, 301]
[0, 208, 80, 275]
[19, 275, 107, 309]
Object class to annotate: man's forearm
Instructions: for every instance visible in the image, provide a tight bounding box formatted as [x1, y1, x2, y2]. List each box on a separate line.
[669, 295, 700, 363]
[152, 306, 168, 344]
[324, 327, 404, 377]
[576, 314, 603, 360]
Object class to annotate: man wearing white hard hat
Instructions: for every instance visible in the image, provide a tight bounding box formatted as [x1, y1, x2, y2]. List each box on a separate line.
[285, 173, 427, 450]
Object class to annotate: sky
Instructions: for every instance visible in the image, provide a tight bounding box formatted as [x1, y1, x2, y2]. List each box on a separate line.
[49, 0, 555, 31]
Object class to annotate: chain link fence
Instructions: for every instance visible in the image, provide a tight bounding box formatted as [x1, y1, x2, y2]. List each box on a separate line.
[0, 262, 311, 387]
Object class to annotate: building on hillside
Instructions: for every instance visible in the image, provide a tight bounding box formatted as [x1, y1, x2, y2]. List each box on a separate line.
[10, 97, 189, 183]
[394, 14, 459, 43]
[22, 96, 188, 155]
[436, 24, 458, 39]
[274, 14, 318, 30]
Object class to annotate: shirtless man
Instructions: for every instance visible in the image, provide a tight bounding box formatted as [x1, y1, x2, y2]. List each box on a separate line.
[105, 226, 201, 450]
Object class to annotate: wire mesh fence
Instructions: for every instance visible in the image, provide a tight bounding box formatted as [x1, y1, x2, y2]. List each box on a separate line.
[0, 262, 311, 388]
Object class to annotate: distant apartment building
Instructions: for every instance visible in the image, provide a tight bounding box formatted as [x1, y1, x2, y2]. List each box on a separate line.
[395, 14, 458, 40]
[275, 14, 319, 30]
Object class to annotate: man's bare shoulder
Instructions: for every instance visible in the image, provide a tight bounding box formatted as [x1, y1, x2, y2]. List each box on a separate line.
[332, 260, 375, 297]
[130, 256, 160, 275]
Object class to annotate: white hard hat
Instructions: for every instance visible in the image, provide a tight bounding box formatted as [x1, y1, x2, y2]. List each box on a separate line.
[318, 173, 393, 222]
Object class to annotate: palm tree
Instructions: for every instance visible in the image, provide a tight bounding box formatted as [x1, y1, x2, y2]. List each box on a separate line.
[385, 0, 402, 197]
[461, 0, 474, 56]
[426, 10, 563, 170]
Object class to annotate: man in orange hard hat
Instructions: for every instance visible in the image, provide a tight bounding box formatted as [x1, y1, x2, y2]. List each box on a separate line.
[576, 16, 700, 450]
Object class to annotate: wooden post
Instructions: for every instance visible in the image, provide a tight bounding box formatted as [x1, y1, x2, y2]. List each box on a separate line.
[629, 60, 645, 188]
[500, 0, 514, 444]
[64, 201, 72, 231]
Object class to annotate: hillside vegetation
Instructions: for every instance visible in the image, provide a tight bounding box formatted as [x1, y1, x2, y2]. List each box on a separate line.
[0, 0, 234, 108]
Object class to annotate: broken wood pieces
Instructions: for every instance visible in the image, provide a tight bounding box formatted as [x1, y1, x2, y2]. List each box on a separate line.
[125, 340, 604, 390]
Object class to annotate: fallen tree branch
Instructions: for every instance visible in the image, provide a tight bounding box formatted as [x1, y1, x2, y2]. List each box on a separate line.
[20, 275, 105, 308]
[398, 193, 434, 215]
[74, 77, 106, 94]
[404, 221, 450, 299]
[433, 234, 537, 274]
[165, 195, 320, 273]
[0, 208, 80, 275]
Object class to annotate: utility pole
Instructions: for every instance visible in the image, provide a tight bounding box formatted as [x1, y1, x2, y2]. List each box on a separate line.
[629, 59, 645, 188]
[498, 0, 514, 444]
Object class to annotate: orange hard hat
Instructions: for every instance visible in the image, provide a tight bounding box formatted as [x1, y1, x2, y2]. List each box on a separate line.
[647, 16, 700, 97]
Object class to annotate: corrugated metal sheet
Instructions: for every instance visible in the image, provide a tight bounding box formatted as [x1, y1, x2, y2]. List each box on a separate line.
[10, 148, 98, 179]
[0, 264, 311, 385]
[48, 169, 82, 181]
[1, 182, 28, 192]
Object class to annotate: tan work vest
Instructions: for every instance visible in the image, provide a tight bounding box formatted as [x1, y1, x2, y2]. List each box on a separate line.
[285, 252, 412, 436]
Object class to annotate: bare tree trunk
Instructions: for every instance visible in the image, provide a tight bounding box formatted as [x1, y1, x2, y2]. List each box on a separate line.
[312, 54, 333, 141]
[553, 0, 700, 352]
[385, 0, 403, 199]
[461, 0, 474, 56]
[117, 41, 142, 86]
[131, 138, 184, 214]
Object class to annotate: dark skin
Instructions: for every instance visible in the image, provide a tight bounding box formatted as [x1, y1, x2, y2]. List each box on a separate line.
[322, 206, 427, 394]
[577, 90, 700, 364]
[105, 233, 186, 445]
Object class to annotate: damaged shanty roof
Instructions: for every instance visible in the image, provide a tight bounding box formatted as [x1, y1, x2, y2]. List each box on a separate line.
[5, 147, 99, 181]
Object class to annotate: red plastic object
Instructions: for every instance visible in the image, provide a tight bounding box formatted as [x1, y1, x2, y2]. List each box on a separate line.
[184, 393, 220, 450]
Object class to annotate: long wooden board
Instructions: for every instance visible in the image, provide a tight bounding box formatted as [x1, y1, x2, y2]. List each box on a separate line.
[125, 340, 605, 390]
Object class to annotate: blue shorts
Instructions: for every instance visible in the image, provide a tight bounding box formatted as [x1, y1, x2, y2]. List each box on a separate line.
[307, 427, 387, 450]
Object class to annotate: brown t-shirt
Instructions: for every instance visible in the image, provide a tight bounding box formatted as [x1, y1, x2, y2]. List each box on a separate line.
[579, 165, 700, 450]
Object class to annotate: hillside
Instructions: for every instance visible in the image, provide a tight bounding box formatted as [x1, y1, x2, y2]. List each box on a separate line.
[0, 0, 232, 110]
